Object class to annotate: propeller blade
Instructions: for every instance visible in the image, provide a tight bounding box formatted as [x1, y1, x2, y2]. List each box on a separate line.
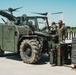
[0, 7, 23, 13]
[31, 12, 48, 15]
[32, 12, 63, 15]
[52, 12, 63, 15]
[13, 7, 23, 11]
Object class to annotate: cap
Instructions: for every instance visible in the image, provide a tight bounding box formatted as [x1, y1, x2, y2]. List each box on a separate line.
[58, 20, 63, 25]
[52, 22, 56, 25]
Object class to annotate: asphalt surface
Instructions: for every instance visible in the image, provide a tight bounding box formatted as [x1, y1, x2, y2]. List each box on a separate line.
[0, 52, 76, 75]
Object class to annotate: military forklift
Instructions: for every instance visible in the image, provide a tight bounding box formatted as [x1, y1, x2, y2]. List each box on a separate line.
[0, 9, 57, 64]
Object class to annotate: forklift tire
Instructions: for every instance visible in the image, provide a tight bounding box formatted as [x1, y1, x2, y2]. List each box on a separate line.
[20, 39, 41, 64]
[0, 50, 4, 56]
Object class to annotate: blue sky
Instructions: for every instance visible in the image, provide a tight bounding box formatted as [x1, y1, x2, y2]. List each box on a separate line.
[0, 0, 76, 27]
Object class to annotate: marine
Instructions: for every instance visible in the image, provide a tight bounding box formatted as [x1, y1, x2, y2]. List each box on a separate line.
[57, 20, 67, 43]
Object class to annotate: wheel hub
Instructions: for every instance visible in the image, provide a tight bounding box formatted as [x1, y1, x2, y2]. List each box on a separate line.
[24, 48, 32, 57]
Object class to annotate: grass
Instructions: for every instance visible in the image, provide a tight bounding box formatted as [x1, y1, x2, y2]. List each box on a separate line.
[67, 29, 76, 32]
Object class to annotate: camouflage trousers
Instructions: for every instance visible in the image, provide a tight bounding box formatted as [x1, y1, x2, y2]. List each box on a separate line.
[59, 33, 66, 42]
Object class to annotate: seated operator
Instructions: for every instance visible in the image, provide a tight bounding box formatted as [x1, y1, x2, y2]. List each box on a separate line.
[28, 21, 35, 31]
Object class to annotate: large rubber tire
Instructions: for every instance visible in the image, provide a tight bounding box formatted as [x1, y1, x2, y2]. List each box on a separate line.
[20, 39, 41, 64]
[0, 50, 4, 56]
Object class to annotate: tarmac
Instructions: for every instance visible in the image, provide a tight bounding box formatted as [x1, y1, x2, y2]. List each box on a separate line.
[0, 52, 76, 75]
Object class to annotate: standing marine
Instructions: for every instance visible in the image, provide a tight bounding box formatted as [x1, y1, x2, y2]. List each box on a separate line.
[50, 22, 57, 34]
[57, 20, 67, 42]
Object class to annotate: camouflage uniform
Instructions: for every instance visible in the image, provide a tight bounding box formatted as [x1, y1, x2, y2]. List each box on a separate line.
[57, 23, 67, 42]
[56, 22, 67, 65]
[50, 22, 57, 35]
[50, 22, 58, 66]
